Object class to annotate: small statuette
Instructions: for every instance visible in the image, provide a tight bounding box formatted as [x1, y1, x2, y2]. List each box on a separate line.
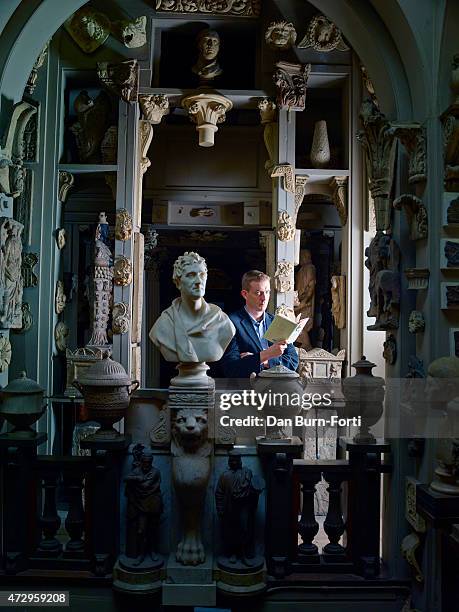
[114, 256, 132, 286]
[115, 209, 133, 241]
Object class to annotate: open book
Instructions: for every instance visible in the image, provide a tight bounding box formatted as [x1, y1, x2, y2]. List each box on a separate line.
[263, 313, 309, 344]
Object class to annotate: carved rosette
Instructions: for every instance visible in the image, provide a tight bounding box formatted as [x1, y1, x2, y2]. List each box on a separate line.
[0, 334, 12, 372]
[97, 60, 139, 103]
[139, 120, 154, 175]
[182, 93, 233, 147]
[58, 171, 74, 203]
[54, 321, 69, 352]
[357, 99, 397, 231]
[112, 302, 130, 335]
[155, 0, 260, 16]
[274, 261, 294, 293]
[271, 164, 295, 194]
[139, 94, 170, 124]
[0, 218, 24, 329]
[393, 194, 428, 240]
[115, 209, 133, 241]
[114, 256, 132, 286]
[55, 280, 67, 315]
[298, 14, 349, 52]
[22, 252, 39, 288]
[330, 176, 348, 226]
[277, 210, 296, 241]
[26, 41, 49, 95]
[294, 176, 309, 217]
[273, 61, 311, 111]
[390, 123, 427, 185]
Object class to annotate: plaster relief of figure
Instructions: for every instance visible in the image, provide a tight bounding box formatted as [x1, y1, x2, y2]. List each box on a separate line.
[331, 275, 346, 329]
[192, 29, 222, 82]
[123, 444, 163, 568]
[70, 90, 111, 163]
[294, 249, 316, 350]
[172, 408, 211, 565]
[0, 218, 24, 329]
[149, 252, 235, 385]
[215, 451, 264, 569]
[265, 21, 297, 50]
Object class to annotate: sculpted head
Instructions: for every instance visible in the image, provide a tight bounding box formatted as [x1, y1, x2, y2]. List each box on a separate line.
[265, 21, 297, 50]
[300, 249, 312, 265]
[173, 251, 207, 299]
[172, 408, 208, 451]
[197, 29, 220, 61]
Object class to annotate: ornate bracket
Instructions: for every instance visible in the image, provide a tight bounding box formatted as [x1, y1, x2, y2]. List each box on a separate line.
[401, 532, 424, 583]
[330, 175, 348, 226]
[58, 171, 74, 203]
[390, 123, 426, 185]
[112, 302, 130, 334]
[139, 94, 170, 124]
[139, 120, 154, 175]
[273, 61, 311, 111]
[271, 164, 295, 194]
[393, 194, 428, 240]
[182, 93, 232, 147]
[258, 99, 277, 174]
[294, 176, 309, 217]
[97, 60, 139, 103]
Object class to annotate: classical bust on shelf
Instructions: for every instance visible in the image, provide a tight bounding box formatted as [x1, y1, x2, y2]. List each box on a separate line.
[149, 251, 235, 365]
[192, 28, 223, 81]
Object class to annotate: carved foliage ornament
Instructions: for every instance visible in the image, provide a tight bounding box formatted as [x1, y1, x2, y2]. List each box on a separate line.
[97, 60, 139, 103]
[294, 175, 309, 216]
[139, 94, 170, 124]
[274, 261, 294, 293]
[393, 194, 428, 240]
[155, 0, 260, 17]
[64, 7, 110, 54]
[271, 164, 295, 194]
[273, 61, 311, 111]
[298, 14, 349, 52]
[112, 302, 130, 335]
[0, 334, 12, 372]
[114, 255, 132, 286]
[115, 209, 133, 241]
[277, 210, 296, 241]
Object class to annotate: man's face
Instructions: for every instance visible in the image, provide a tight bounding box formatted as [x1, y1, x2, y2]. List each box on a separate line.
[242, 279, 270, 313]
[199, 34, 219, 60]
[178, 261, 207, 299]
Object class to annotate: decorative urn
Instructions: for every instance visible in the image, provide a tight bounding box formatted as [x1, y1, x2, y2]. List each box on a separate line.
[342, 356, 385, 443]
[0, 371, 45, 437]
[73, 354, 139, 439]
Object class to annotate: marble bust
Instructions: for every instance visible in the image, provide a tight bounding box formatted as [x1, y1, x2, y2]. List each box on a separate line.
[149, 252, 235, 366]
[192, 29, 223, 81]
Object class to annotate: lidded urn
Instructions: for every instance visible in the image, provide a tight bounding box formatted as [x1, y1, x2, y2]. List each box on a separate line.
[73, 353, 139, 439]
[0, 371, 45, 437]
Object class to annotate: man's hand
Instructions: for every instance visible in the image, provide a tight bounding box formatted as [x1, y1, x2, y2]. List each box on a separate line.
[260, 340, 287, 364]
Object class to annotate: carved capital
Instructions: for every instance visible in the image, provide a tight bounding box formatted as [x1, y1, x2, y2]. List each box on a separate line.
[405, 268, 429, 290]
[97, 60, 139, 103]
[139, 120, 154, 175]
[273, 61, 311, 111]
[330, 175, 348, 226]
[182, 93, 233, 147]
[139, 94, 170, 124]
[393, 194, 428, 240]
[390, 123, 426, 185]
[357, 99, 397, 231]
[271, 164, 295, 194]
[58, 171, 74, 203]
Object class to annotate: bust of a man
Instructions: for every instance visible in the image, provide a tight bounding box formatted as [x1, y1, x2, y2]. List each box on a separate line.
[192, 29, 223, 81]
[149, 251, 235, 364]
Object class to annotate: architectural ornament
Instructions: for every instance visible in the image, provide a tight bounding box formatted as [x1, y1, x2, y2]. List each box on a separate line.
[294, 175, 309, 217]
[405, 268, 429, 291]
[182, 93, 232, 147]
[383, 334, 397, 365]
[100, 126, 118, 164]
[393, 194, 428, 240]
[444, 239, 459, 267]
[274, 261, 294, 293]
[70, 90, 111, 163]
[64, 6, 110, 54]
[331, 275, 345, 329]
[26, 41, 49, 95]
[405, 477, 426, 533]
[115, 209, 133, 241]
[271, 164, 295, 194]
[139, 94, 170, 124]
[0, 218, 24, 329]
[330, 175, 348, 226]
[112, 302, 130, 335]
[365, 232, 400, 330]
[408, 310, 425, 334]
[294, 250, 316, 350]
[265, 21, 297, 50]
[23, 115, 37, 163]
[298, 14, 349, 52]
[97, 60, 139, 103]
[19, 303, 33, 332]
[111, 16, 147, 49]
[56, 228, 66, 250]
[277, 210, 296, 241]
[401, 532, 424, 584]
[0, 334, 12, 372]
[155, 0, 260, 17]
[390, 123, 427, 185]
[58, 171, 74, 203]
[275, 303, 296, 320]
[0, 101, 37, 199]
[258, 99, 277, 173]
[149, 409, 169, 446]
[298, 347, 345, 380]
[139, 120, 154, 175]
[441, 55, 459, 188]
[114, 256, 132, 287]
[21, 252, 38, 288]
[273, 61, 311, 111]
[54, 321, 69, 352]
[171, 407, 211, 565]
[360, 65, 379, 109]
[15, 168, 32, 246]
[192, 29, 222, 82]
[357, 99, 397, 231]
[55, 280, 67, 315]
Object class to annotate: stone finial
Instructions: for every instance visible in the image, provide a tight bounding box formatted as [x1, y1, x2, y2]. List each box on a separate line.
[182, 93, 232, 147]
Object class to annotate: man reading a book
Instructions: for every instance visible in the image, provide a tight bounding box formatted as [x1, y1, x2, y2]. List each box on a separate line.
[220, 270, 299, 378]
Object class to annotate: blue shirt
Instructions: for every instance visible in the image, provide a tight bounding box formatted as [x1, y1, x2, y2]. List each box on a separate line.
[244, 307, 270, 350]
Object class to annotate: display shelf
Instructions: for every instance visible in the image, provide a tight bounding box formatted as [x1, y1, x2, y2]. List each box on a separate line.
[58, 164, 117, 174]
[138, 88, 270, 110]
